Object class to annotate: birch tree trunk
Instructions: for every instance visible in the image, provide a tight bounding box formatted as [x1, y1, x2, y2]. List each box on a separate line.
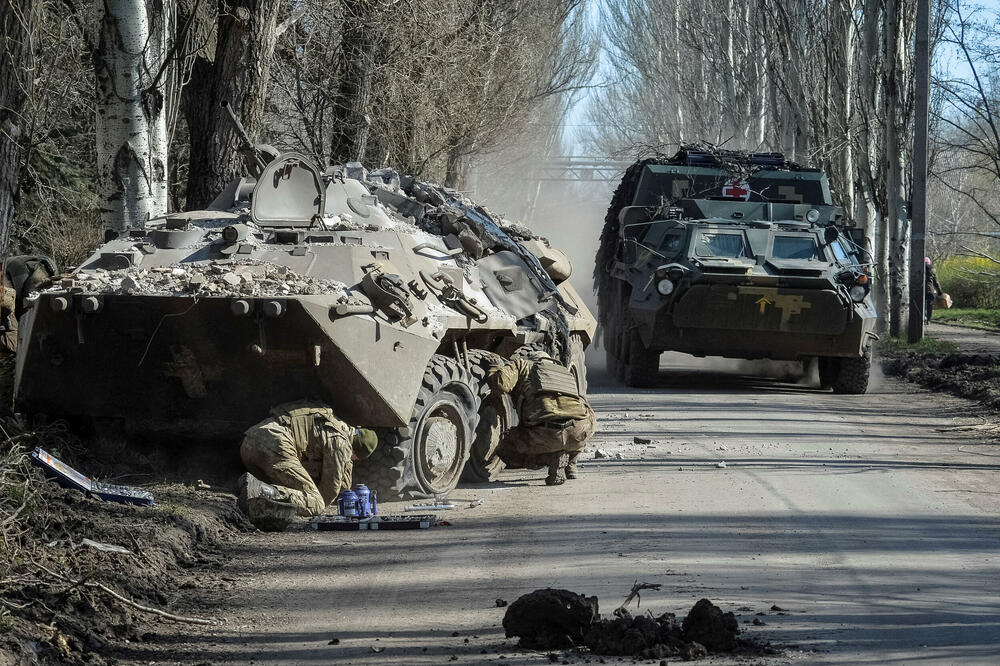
[885, 0, 912, 337]
[95, 0, 168, 233]
[0, 0, 36, 252]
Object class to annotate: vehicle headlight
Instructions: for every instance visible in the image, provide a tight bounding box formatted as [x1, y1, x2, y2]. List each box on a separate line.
[849, 285, 867, 302]
[806, 209, 821, 223]
[656, 278, 675, 296]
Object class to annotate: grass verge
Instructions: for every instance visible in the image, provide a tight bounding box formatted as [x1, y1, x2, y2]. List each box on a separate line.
[932, 308, 1000, 331]
[878, 336, 959, 356]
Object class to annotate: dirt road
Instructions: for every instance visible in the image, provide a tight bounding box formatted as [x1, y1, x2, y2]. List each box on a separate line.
[126, 357, 1000, 665]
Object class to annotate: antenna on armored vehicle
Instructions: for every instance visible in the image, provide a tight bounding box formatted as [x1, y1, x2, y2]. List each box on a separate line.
[222, 101, 279, 179]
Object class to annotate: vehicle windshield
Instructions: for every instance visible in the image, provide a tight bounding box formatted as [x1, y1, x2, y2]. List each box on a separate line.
[772, 236, 820, 260]
[695, 232, 746, 258]
[643, 226, 686, 258]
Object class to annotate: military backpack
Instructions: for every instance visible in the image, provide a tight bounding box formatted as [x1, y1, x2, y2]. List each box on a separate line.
[527, 359, 580, 398]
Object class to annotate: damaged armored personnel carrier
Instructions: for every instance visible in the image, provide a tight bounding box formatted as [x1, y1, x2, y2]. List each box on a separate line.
[13, 131, 594, 498]
[596, 146, 877, 393]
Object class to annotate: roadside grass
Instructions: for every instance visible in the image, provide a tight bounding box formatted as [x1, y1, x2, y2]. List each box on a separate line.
[932, 307, 1000, 331]
[878, 336, 959, 355]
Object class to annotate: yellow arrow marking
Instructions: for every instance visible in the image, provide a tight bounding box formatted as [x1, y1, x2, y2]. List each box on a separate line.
[755, 297, 772, 314]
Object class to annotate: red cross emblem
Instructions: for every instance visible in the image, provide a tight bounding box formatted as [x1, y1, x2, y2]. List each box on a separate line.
[722, 179, 750, 200]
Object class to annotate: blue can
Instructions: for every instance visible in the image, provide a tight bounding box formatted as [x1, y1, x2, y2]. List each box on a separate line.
[353, 484, 372, 518]
[337, 489, 359, 518]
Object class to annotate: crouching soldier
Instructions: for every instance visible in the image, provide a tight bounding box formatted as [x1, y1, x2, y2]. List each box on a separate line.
[237, 402, 379, 529]
[488, 353, 596, 486]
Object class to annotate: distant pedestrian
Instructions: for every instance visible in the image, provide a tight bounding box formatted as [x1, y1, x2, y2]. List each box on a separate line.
[925, 257, 943, 324]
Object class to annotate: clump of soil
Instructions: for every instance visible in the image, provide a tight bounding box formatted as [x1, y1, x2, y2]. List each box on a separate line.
[0, 438, 249, 665]
[682, 598, 739, 651]
[504, 591, 774, 660]
[502, 588, 599, 649]
[881, 351, 1000, 411]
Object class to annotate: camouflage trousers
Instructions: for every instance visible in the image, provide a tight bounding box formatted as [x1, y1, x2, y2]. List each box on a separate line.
[240, 421, 326, 517]
[497, 406, 596, 469]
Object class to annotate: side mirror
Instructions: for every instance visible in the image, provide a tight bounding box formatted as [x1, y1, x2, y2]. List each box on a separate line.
[823, 226, 839, 245]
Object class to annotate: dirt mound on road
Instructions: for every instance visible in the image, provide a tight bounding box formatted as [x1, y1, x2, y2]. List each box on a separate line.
[0, 437, 249, 665]
[881, 351, 1000, 411]
[505, 591, 767, 660]
[502, 588, 599, 649]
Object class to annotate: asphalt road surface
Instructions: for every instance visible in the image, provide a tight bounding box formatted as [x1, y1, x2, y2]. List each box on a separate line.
[135, 352, 1000, 666]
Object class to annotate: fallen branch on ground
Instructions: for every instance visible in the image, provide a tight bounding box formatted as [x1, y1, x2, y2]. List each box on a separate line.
[33, 562, 218, 626]
[616, 580, 662, 611]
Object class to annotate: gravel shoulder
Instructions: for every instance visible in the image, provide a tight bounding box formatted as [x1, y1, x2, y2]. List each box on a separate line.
[118, 356, 1000, 666]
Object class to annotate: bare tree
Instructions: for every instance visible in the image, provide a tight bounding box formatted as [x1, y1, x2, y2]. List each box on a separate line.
[268, 0, 593, 187]
[94, 0, 170, 233]
[0, 0, 37, 251]
[183, 0, 283, 208]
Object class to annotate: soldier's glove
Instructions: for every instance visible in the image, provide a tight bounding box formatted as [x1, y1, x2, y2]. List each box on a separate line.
[485, 364, 504, 394]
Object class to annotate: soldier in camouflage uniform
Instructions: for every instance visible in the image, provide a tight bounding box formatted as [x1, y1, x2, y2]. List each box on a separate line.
[488, 354, 596, 486]
[238, 401, 378, 529]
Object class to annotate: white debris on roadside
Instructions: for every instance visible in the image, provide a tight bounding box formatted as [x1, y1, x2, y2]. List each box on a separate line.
[716, 461, 728, 469]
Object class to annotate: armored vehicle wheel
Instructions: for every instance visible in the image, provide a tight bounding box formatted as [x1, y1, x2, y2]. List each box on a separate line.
[604, 344, 620, 380]
[462, 350, 514, 482]
[831, 346, 872, 395]
[817, 357, 837, 390]
[568, 332, 588, 394]
[625, 329, 659, 388]
[357, 354, 480, 498]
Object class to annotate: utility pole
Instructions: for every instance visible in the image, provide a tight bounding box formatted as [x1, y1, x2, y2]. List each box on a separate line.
[908, 0, 930, 343]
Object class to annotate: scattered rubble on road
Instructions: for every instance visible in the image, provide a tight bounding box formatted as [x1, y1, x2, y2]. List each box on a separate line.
[502, 588, 779, 660]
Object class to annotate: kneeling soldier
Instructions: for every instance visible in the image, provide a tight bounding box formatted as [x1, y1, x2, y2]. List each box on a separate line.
[238, 401, 378, 529]
[488, 353, 596, 485]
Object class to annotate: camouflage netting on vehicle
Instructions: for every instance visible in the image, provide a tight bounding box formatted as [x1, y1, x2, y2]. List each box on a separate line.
[593, 158, 655, 337]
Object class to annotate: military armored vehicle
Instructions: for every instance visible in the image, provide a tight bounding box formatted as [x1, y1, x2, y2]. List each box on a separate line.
[595, 146, 877, 393]
[13, 127, 595, 498]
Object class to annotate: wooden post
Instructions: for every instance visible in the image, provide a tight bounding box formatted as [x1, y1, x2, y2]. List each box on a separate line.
[908, 0, 930, 342]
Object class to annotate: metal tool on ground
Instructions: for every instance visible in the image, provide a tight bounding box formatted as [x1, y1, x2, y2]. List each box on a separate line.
[310, 514, 436, 531]
[30, 447, 154, 506]
[405, 501, 455, 511]
[337, 484, 378, 518]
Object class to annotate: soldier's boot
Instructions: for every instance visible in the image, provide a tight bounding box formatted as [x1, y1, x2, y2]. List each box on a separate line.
[545, 452, 570, 486]
[237, 472, 280, 515]
[565, 452, 580, 480]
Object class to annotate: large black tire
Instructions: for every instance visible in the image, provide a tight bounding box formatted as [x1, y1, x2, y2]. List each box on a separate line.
[354, 355, 481, 498]
[568, 332, 588, 395]
[624, 328, 659, 388]
[817, 357, 837, 390]
[832, 347, 872, 394]
[462, 350, 515, 482]
[604, 343, 620, 381]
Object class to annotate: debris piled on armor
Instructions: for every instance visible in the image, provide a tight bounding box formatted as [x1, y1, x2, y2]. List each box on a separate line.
[42, 261, 349, 299]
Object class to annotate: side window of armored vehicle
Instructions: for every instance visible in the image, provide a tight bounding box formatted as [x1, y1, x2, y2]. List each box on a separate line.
[772, 235, 821, 260]
[643, 227, 686, 259]
[831, 239, 850, 264]
[831, 239, 862, 267]
[695, 231, 746, 258]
